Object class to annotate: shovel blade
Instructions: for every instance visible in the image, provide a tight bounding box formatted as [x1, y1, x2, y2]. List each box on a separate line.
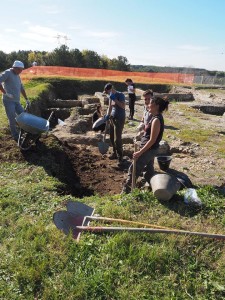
[98, 141, 109, 154]
[53, 210, 84, 241]
[66, 201, 94, 216]
[66, 201, 95, 226]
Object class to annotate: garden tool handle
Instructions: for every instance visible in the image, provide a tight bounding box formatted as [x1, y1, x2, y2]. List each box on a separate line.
[85, 215, 175, 230]
[75, 225, 225, 240]
[131, 142, 138, 190]
[103, 120, 108, 142]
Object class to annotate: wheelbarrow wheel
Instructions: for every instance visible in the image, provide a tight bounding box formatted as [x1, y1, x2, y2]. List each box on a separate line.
[18, 129, 39, 151]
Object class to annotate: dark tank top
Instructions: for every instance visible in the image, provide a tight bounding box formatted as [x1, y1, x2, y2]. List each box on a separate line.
[140, 114, 164, 149]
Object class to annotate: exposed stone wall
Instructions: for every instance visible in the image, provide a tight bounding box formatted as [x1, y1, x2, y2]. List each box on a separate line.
[190, 104, 225, 115]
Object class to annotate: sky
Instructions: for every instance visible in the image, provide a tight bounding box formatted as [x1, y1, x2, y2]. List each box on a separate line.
[1, 0, 225, 71]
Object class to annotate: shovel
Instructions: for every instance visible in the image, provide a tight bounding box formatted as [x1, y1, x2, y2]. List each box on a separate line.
[97, 121, 109, 154]
[97, 101, 112, 155]
[65, 200, 175, 230]
[54, 201, 95, 241]
[53, 210, 225, 242]
[58, 201, 225, 236]
[131, 141, 138, 191]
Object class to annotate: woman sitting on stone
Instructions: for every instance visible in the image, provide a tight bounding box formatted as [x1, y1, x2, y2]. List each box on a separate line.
[122, 96, 169, 194]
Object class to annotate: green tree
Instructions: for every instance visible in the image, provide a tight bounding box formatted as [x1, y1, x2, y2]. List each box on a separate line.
[108, 55, 130, 71]
[49, 45, 72, 66]
[82, 50, 102, 68]
[7, 50, 30, 68]
[28, 51, 46, 66]
[0, 50, 8, 70]
[70, 48, 84, 67]
[100, 54, 110, 69]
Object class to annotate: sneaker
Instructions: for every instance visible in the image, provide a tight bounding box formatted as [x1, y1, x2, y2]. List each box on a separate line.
[109, 153, 118, 160]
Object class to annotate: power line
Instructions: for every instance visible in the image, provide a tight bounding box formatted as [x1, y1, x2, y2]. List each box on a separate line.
[53, 34, 71, 46]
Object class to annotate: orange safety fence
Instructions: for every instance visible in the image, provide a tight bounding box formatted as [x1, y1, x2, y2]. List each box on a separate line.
[22, 66, 194, 84]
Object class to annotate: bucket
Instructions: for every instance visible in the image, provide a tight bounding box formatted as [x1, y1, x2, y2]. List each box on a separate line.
[150, 173, 181, 201]
[157, 156, 172, 171]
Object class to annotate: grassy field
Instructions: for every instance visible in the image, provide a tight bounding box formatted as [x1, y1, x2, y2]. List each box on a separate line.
[0, 81, 225, 299]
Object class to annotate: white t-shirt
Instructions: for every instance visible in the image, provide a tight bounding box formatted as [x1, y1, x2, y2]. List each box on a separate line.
[127, 83, 135, 94]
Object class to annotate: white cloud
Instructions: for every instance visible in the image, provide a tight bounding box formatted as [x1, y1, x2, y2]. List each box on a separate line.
[177, 45, 209, 52]
[5, 28, 18, 33]
[22, 21, 31, 25]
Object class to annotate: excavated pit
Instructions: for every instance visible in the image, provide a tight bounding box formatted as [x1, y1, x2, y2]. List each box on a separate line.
[12, 84, 225, 197]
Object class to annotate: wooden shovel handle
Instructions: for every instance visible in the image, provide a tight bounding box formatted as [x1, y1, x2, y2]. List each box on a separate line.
[75, 225, 225, 240]
[131, 143, 138, 190]
[86, 215, 174, 230]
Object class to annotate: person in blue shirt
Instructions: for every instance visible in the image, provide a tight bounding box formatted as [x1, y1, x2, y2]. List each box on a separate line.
[0, 60, 29, 141]
[104, 83, 126, 163]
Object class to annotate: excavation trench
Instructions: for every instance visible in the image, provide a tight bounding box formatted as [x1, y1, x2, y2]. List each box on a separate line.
[20, 83, 225, 197]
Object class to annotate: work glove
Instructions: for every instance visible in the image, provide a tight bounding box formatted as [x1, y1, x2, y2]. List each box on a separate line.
[5, 93, 13, 99]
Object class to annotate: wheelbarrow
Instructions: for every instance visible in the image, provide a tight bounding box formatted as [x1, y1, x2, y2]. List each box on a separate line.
[16, 108, 54, 151]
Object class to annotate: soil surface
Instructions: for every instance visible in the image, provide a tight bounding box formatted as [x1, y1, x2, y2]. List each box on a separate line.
[1, 86, 225, 197]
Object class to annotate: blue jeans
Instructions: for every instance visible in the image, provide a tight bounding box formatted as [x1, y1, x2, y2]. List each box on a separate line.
[3, 99, 24, 139]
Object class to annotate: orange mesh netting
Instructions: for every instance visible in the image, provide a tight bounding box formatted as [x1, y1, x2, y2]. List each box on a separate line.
[22, 66, 194, 84]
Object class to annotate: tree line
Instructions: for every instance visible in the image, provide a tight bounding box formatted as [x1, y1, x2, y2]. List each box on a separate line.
[0, 45, 224, 76]
[0, 45, 130, 71]
[131, 65, 225, 77]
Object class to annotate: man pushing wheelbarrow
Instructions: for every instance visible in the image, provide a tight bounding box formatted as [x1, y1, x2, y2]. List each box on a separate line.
[0, 60, 30, 142]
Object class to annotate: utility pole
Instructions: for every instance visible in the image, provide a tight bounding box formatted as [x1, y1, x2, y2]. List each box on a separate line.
[63, 35, 71, 46]
[54, 34, 61, 45]
[54, 34, 71, 46]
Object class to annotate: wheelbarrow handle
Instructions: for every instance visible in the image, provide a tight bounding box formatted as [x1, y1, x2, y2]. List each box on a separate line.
[48, 111, 54, 121]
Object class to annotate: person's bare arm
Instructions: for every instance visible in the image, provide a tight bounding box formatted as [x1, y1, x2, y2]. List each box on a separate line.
[133, 118, 160, 159]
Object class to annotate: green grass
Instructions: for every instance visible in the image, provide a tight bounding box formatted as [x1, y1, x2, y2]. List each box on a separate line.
[1, 156, 225, 299]
[0, 83, 225, 299]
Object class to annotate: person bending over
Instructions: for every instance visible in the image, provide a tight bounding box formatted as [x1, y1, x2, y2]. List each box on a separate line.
[92, 103, 106, 133]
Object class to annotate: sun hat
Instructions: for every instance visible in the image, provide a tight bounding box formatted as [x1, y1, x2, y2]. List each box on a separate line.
[12, 60, 24, 68]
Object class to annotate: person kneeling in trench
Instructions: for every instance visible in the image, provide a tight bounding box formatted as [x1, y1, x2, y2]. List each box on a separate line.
[122, 96, 169, 194]
[92, 103, 106, 133]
